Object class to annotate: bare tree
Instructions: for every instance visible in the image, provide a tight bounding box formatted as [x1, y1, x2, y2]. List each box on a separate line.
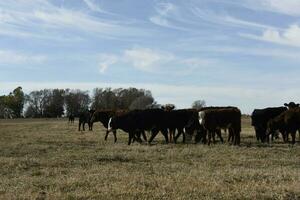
[191, 100, 206, 109]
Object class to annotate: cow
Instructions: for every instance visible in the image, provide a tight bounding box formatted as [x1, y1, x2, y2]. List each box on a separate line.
[108, 109, 169, 145]
[161, 104, 176, 142]
[251, 107, 287, 142]
[284, 102, 300, 140]
[267, 108, 300, 144]
[198, 107, 241, 145]
[190, 107, 238, 144]
[90, 110, 147, 143]
[78, 109, 95, 131]
[163, 109, 199, 144]
[90, 110, 118, 142]
[68, 114, 75, 124]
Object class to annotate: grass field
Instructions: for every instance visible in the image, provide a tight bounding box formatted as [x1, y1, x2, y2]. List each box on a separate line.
[0, 117, 299, 200]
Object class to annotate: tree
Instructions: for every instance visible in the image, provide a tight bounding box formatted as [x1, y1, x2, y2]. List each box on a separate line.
[191, 100, 206, 109]
[0, 95, 13, 119]
[44, 89, 65, 117]
[91, 88, 117, 110]
[25, 89, 51, 118]
[91, 87, 155, 110]
[3, 87, 25, 118]
[64, 89, 91, 116]
[129, 96, 154, 110]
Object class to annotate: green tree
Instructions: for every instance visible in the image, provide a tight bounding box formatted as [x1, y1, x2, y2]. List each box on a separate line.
[5, 87, 25, 118]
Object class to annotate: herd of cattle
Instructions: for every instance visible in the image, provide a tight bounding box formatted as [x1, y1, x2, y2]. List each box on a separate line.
[70, 102, 300, 145]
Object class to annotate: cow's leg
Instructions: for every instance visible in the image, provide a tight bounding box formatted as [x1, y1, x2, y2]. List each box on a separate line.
[182, 130, 186, 143]
[262, 128, 268, 143]
[195, 129, 203, 144]
[291, 130, 296, 144]
[234, 129, 241, 146]
[82, 122, 85, 131]
[128, 132, 134, 145]
[169, 129, 173, 143]
[78, 122, 81, 131]
[281, 131, 287, 143]
[202, 130, 207, 144]
[212, 132, 216, 143]
[207, 131, 212, 145]
[89, 122, 93, 131]
[105, 130, 109, 141]
[216, 129, 224, 143]
[148, 129, 159, 144]
[162, 129, 169, 144]
[254, 127, 260, 141]
[228, 128, 234, 143]
[141, 131, 147, 141]
[113, 130, 117, 143]
[133, 131, 142, 143]
[174, 129, 182, 144]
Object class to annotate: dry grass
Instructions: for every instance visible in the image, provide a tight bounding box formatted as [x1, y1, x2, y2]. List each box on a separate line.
[0, 117, 299, 200]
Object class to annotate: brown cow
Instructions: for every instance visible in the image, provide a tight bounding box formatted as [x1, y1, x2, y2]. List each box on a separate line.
[199, 107, 241, 145]
[267, 108, 300, 144]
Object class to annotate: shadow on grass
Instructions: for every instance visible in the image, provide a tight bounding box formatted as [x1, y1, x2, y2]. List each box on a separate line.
[96, 155, 133, 163]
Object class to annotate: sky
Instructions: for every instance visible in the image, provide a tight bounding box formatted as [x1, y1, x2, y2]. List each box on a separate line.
[1, 0, 300, 114]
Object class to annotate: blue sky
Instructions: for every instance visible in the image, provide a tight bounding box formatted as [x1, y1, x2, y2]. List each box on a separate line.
[1, 0, 300, 113]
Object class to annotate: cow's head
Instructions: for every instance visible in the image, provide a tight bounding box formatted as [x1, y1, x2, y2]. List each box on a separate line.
[284, 102, 300, 109]
[162, 104, 175, 111]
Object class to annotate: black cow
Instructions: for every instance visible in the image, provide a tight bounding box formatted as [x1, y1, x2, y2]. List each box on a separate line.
[251, 107, 287, 142]
[163, 109, 198, 143]
[90, 110, 147, 143]
[68, 114, 75, 124]
[90, 110, 118, 142]
[108, 109, 169, 145]
[78, 109, 95, 131]
[198, 107, 241, 145]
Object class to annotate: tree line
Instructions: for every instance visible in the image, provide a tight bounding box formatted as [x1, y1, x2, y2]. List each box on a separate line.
[0, 86, 206, 119]
[0, 87, 155, 118]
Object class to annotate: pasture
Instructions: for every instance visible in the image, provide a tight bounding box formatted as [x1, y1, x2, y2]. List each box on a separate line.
[0, 117, 299, 200]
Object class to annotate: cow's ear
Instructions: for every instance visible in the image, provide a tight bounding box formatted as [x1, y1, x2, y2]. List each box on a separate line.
[297, 104, 300, 107]
[284, 103, 288, 106]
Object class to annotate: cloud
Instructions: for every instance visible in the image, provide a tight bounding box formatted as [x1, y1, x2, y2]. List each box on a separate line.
[123, 47, 174, 72]
[191, 7, 277, 30]
[0, 50, 47, 65]
[241, 24, 300, 47]
[82, 0, 104, 13]
[0, 0, 147, 41]
[254, 0, 300, 16]
[93, 47, 221, 75]
[217, 0, 300, 16]
[156, 2, 176, 16]
[97, 54, 118, 74]
[149, 2, 190, 31]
